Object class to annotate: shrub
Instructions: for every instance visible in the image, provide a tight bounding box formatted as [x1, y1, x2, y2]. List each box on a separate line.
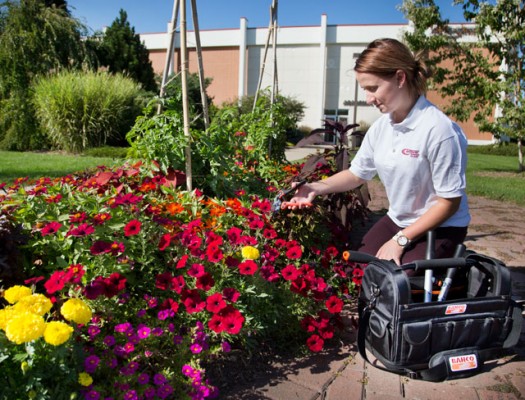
[33, 70, 145, 153]
[467, 142, 519, 157]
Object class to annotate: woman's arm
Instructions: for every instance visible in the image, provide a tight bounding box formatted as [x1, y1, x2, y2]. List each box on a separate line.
[287, 169, 366, 208]
[376, 196, 462, 264]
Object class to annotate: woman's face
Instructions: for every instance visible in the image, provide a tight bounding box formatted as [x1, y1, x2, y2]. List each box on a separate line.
[356, 71, 408, 119]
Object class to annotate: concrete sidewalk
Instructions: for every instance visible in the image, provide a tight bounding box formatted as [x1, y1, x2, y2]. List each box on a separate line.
[219, 147, 525, 400]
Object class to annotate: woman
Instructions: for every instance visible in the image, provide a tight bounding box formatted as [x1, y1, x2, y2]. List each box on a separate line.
[289, 38, 470, 265]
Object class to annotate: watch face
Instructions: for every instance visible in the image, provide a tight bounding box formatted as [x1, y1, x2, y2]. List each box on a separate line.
[397, 235, 409, 246]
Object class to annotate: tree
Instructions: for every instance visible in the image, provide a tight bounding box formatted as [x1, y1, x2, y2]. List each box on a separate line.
[96, 9, 158, 92]
[400, 0, 525, 171]
[0, 0, 94, 150]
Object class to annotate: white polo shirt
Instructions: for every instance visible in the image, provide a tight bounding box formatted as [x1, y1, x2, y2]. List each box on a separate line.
[350, 96, 471, 228]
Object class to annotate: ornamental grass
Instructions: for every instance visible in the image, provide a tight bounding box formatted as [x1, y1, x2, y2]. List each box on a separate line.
[0, 158, 365, 399]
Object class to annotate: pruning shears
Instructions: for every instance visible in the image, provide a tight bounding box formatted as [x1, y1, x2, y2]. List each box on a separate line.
[271, 180, 310, 214]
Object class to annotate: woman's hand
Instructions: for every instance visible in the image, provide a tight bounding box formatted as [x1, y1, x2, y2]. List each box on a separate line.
[284, 182, 317, 209]
[375, 239, 404, 265]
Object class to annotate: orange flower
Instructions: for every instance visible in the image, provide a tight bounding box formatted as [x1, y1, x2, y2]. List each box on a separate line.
[166, 203, 185, 215]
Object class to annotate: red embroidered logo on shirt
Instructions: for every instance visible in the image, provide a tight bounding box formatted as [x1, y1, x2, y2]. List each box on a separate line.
[401, 148, 419, 158]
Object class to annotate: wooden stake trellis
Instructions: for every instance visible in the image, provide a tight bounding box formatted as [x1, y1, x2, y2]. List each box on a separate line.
[158, 0, 210, 191]
[253, 0, 279, 111]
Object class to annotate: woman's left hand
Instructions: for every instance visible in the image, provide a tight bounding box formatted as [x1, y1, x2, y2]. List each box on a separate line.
[375, 240, 404, 265]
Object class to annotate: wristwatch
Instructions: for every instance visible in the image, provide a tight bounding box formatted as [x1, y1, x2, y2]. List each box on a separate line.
[392, 231, 411, 248]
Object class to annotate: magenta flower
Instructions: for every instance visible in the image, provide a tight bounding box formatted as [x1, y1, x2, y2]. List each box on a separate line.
[103, 335, 116, 347]
[84, 355, 100, 374]
[190, 343, 203, 354]
[66, 223, 95, 237]
[40, 221, 62, 236]
[84, 391, 101, 400]
[137, 325, 151, 339]
[137, 373, 150, 385]
[153, 373, 167, 386]
[115, 322, 133, 333]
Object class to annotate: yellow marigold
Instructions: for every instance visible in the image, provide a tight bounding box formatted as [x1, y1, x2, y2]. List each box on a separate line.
[61, 298, 92, 325]
[44, 321, 74, 346]
[5, 312, 46, 344]
[13, 294, 53, 316]
[0, 307, 16, 330]
[78, 372, 93, 387]
[3, 285, 32, 304]
[241, 245, 260, 260]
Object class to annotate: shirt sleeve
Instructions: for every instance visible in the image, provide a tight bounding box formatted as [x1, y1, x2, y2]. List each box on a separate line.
[427, 131, 467, 198]
[349, 125, 378, 181]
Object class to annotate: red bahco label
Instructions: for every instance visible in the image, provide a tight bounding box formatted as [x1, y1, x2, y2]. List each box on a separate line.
[449, 354, 478, 372]
[445, 304, 467, 315]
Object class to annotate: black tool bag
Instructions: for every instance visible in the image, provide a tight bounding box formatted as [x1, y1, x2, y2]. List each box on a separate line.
[357, 252, 523, 381]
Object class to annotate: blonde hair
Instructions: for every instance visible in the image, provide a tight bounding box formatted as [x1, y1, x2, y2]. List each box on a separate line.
[354, 38, 431, 96]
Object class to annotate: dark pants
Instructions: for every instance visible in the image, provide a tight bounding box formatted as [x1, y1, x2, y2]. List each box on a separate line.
[357, 215, 468, 264]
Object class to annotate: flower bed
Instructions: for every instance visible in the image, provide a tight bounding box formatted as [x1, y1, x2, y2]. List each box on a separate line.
[0, 161, 364, 399]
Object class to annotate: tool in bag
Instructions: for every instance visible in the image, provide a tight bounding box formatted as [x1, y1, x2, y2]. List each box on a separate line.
[352, 233, 523, 382]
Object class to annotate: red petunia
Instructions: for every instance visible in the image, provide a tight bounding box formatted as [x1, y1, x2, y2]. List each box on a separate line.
[281, 264, 301, 281]
[226, 227, 243, 245]
[187, 263, 205, 278]
[156, 272, 173, 290]
[219, 306, 245, 335]
[306, 334, 324, 352]
[206, 243, 223, 263]
[124, 219, 142, 236]
[286, 245, 303, 260]
[352, 267, 364, 285]
[40, 221, 62, 236]
[248, 219, 264, 230]
[160, 298, 179, 314]
[158, 233, 171, 251]
[44, 270, 69, 294]
[300, 315, 317, 333]
[325, 295, 344, 314]
[170, 275, 186, 294]
[222, 287, 240, 303]
[208, 314, 225, 333]
[262, 228, 277, 239]
[206, 293, 226, 313]
[196, 273, 215, 291]
[238, 260, 258, 275]
[182, 289, 206, 314]
[176, 255, 189, 269]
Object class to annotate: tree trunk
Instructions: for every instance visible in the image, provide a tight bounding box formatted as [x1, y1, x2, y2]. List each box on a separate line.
[518, 137, 524, 172]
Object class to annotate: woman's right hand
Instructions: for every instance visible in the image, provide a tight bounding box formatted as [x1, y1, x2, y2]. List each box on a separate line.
[284, 182, 317, 209]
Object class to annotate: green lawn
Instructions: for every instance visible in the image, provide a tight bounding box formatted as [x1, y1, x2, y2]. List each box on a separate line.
[0, 151, 120, 182]
[466, 153, 524, 206]
[0, 150, 523, 206]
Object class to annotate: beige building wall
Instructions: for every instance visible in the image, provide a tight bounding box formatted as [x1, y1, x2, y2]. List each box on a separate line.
[141, 19, 496, 144]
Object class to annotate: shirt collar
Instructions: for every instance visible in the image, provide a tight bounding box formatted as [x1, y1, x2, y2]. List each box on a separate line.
[389, 95, 428, 132]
